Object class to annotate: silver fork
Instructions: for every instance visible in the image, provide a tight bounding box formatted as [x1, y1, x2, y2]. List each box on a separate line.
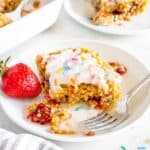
[80, 74, 150, 132]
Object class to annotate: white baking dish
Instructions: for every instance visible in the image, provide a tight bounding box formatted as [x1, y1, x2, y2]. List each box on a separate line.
[0, 0, 63, 54]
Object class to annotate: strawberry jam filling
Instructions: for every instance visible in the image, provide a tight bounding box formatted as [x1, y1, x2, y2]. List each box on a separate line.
[109, 62, 127, 75]
[88, 96, 108, 110]
[27, 103, 51, 125]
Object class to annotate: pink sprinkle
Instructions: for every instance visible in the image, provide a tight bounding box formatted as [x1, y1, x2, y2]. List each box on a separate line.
[72, 57, 78, 61]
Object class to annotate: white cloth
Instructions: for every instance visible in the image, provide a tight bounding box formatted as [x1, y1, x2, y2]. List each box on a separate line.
[0, 129, 62, 150]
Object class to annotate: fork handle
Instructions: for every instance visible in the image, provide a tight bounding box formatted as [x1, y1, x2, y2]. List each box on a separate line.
[127, 74, 150, 103]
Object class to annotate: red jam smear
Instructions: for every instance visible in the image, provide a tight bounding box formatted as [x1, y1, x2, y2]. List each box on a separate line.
[88, 96, 108, 110]
[109, 62, 127, 75]
[27, 103, 51, 125]
[44, 95, 60, 107]
[85, 131, 95, 136]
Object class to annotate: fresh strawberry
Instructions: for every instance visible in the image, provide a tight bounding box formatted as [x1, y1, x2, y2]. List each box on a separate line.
[0, 57, 42, 98]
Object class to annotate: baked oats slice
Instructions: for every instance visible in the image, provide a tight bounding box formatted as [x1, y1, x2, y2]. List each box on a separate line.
[36, 48, 122, 111]
[90, 0, 148, 25]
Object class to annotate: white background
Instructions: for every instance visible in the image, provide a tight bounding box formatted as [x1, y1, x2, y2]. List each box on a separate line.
[0, 7, 150, 150]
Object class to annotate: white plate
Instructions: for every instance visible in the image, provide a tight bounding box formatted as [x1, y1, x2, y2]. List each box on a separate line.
[0, 40, 149, 142]
[64, 0, 150, 35]
[0, 0, 63, 54]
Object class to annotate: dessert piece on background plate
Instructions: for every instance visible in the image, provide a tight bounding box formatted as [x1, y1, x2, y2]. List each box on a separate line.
[89, 0, 148, 25]
[0, 0, 21, 13]
[36, 48, 122, 112]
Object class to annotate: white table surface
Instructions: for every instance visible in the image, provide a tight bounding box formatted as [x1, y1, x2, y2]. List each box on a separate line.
[0, 8, 150, 150]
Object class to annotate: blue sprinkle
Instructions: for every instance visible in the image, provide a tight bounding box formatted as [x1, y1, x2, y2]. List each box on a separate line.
[75, 106, 84, 111]
[137, 146, 147, 150]
[63, 64, 70, 71]
[63, 60, 72, 71]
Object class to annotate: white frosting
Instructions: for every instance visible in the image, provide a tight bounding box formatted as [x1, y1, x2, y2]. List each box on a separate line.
[44, 48, 121, 91]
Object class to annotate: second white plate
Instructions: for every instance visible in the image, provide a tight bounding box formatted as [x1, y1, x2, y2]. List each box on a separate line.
[64, 0, 150, 35]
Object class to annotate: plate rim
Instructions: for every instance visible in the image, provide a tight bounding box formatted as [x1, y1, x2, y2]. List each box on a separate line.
[0, 39, 149, 142]
[64, 0, 150, 35]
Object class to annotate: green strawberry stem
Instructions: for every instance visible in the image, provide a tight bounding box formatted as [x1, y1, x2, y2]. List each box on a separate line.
[0, 56, 11, 76]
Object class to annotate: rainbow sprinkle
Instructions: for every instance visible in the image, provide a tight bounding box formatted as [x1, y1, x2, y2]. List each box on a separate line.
[81, 55, 86, 61]
[75, 106, 84, 111]
[56, 67, 64, 74]
[64, 62, 71, 71]
[72, 57, 78, 61]
[120, 145, 126, 150]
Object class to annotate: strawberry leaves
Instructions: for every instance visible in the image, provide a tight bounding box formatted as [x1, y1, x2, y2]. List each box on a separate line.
[0, 56, 10, 76]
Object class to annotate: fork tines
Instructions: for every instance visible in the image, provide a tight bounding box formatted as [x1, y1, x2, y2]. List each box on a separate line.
[81, 111, 120, 132]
